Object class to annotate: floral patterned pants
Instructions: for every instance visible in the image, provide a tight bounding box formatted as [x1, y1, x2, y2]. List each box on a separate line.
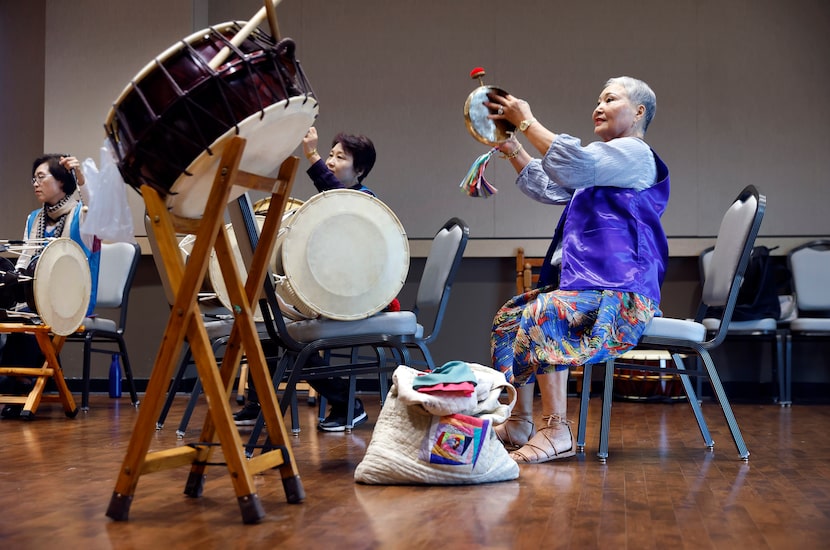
[491, 286, 659, 386]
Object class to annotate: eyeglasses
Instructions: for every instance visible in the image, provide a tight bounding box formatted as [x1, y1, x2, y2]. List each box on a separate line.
[31, 173, 52, 184]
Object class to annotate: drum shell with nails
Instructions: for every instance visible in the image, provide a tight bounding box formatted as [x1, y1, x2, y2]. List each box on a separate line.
[105, 22, 318, 219]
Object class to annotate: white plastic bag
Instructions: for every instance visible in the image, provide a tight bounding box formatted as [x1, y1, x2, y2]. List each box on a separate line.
[80, 140, 136, 244]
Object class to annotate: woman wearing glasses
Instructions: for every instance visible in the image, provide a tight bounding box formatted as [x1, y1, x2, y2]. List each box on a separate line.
[16, 154, 100, 306]
[0, 154, 100, 418]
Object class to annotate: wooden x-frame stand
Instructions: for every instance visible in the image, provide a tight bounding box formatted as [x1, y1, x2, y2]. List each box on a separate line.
[0, 326, 79, 419]
[106, 137, 304, 524]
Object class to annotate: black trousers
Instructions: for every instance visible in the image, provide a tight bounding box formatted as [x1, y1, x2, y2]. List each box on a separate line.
[0, 333, 43, 394]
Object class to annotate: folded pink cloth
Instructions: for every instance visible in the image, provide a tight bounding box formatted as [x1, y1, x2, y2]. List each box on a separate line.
[415, 381, 476, 396]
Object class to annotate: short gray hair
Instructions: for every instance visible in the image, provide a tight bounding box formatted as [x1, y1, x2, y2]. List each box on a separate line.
[605, 76, 657, 133]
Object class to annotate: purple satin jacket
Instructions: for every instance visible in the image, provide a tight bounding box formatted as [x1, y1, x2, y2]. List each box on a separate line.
[539, 151, 670, 303]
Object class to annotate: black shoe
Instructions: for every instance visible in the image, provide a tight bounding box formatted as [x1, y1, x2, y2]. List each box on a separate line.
[233, 401, 261, 426]
[1, 405, 23, 419]
[318, 399, 368, 432]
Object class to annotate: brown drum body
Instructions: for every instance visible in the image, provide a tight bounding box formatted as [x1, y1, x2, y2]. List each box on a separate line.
[106, 22, 318, 218]
[613, 351, 687, 403]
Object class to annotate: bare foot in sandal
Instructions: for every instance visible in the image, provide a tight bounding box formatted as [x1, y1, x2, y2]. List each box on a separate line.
[509, 414, 575, 464]
[494, 416, 536, 450]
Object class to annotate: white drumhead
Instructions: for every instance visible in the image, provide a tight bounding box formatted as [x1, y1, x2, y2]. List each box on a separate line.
[280, 189, 409, 321]
[33, 239, 91, 335]
[166, 96, 317, 219]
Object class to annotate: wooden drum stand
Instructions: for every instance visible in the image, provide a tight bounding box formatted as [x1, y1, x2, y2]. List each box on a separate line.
[0, 327, 78, 419]
[106, 136, 304, 524]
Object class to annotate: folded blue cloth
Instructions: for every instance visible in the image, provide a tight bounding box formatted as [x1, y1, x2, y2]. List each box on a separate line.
[412, 360, 477, 389]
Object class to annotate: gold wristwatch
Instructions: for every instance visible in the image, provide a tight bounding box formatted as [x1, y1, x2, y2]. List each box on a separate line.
[518, 118, 536, 132]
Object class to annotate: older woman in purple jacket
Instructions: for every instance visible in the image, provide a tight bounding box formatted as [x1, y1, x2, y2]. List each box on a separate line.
[486, 76, 670, 464]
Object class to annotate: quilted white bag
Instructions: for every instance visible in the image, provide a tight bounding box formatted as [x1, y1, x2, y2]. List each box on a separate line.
[354, 362, 519, 485]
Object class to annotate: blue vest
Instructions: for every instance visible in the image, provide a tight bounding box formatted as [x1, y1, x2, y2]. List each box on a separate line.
[26, 205, 100, 315]
[539, 150, 670, 303]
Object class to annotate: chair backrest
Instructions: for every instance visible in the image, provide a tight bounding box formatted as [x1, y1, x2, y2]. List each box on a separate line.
[93, 242, 141, 329]
[695, 185, 766, 343]
[413, 217, 469, 341]
[788, 240, 830, 314]
[516, 247, 544, 294]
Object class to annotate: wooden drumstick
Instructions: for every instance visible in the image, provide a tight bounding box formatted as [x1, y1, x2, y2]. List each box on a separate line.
[264, 0, 281, 41]
[209, 0, 283, 70]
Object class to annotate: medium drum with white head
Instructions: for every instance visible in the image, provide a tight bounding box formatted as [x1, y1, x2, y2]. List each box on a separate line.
[275, 189, 409, 321]
[0, 238, 91, 336]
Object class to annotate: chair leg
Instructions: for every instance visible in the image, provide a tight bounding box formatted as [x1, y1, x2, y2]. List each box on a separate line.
[317, 394, 328, 422]
[176, 377, 202, 438]
[376, 347, 390, 405]
[157, 346, 192, 429]
[777, 330, 791, 407]
[343, 347, 359, 431]
[118, 336, 139, 407]
[416, 343, 435, 370]
[290, 390, 300, 434]
[576, 363, 592, 452]
[246, 353, 293, 457]
[598, 360, 615, 462]
[672, 354, 714, 448]
[696, 349, 750, 460]
[81, 333, 94, 411]
[785, 332, 793, 405]
[345, 375, 358, 431]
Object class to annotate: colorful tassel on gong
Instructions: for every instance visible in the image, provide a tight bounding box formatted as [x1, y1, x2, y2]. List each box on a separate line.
[459, 148, 498, 198]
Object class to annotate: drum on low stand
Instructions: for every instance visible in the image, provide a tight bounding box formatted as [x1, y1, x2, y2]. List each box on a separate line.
[275, 189, 409, 321]
[613, 350, 687, 403]
[0, 238, 91, 336]
[105, 21, 318, 219]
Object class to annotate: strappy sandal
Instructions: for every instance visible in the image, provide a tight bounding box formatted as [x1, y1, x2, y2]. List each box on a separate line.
[509, 414, 576, 464]
[494, 416, 536, 451]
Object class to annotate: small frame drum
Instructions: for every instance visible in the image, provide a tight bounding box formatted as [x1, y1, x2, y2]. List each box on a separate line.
[464, 84, 516, 146]
[276, 189, 409, 321]
[105, 22, 319, 219]
[5, 239, 92, 336]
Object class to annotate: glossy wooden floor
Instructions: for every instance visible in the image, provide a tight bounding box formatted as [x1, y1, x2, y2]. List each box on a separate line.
[1, 391, 829, 549]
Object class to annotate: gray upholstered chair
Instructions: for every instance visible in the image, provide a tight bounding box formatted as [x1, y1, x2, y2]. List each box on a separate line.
[786, 240, 830, 403]
[577, 185, 765, 462]
[67, 241, 141, 411]
[700, 246, 789, 405]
